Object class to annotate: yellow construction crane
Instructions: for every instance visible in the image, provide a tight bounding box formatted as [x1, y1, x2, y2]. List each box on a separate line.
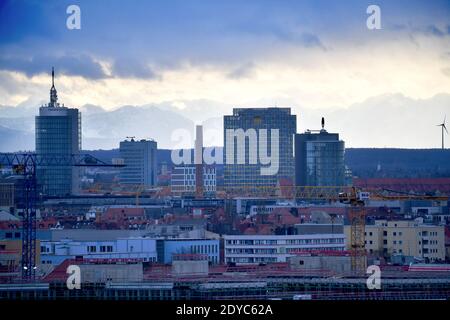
[218, 185, 368, 273]
[135, 184, 144, 206]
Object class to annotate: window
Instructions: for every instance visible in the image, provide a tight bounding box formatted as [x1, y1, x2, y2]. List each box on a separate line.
[5, 232, 12, 239]
[88, 245, 96, 253]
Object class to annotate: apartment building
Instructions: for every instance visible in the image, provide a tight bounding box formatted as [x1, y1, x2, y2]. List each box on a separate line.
[344, 219, 445, 262]
[224, 234, 346, 265]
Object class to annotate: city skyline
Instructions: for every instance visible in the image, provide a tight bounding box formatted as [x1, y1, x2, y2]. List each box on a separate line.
[1, 0, 450, 305]
[0, 1, 450, 149]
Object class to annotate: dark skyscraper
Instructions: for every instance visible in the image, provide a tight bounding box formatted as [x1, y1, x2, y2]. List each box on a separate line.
[295, 119, 345, 186]
[35, 68, 81, 196]
[119, 138, 157, 186]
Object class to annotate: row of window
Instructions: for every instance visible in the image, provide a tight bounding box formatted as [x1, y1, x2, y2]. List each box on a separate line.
[226, 238, 345, 246]
[226, 257, 278, 263]
[191, 244, 218, 254]
[226, 248, 277, 254]
[87, 245, 113, 253]
[4, 232, 21, 239]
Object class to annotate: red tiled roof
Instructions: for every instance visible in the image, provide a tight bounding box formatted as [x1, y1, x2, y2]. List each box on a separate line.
[104, 207, 144, 218]
[43, 259, 74, 282]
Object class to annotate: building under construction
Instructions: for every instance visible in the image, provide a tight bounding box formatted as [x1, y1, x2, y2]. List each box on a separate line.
[0, 258, 449, 300]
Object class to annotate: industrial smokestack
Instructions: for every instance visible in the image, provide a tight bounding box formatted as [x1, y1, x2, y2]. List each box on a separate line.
[195, 125, 204, 198]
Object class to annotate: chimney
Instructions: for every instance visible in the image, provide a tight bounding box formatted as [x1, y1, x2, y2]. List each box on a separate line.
[195, 125, 204, 198]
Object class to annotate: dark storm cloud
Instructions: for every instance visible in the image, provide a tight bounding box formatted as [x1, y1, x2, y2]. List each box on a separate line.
[0, 54, 107, 79]
[0, 0, 449, 79]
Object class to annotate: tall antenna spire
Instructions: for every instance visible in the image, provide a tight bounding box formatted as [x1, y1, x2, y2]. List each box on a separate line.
[49, 67, 58, 107]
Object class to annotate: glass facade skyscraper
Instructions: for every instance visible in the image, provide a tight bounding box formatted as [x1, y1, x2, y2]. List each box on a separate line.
[35, 69, 81, 197]
[295, 129, 345, 186]
[224, 108, 296, 194]
[119, 138, 157, 186]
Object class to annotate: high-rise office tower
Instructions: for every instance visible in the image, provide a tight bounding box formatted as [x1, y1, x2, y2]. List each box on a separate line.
[119, 138, 157, 186]
[35, 68, 81, 196]
[295, 118, 345, 186]
[224, 108, 296, 194]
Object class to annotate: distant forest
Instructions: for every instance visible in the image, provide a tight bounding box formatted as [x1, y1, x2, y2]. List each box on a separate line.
[86, 148, 450, 179]
[345, 148, 450, 178]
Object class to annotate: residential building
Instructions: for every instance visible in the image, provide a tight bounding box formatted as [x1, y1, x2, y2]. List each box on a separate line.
[35, 68, 81, 196]
[119, 138, 157, 186]
[224, 234, 346, 264]
[344, 219, 446, 262]
[224, 108, 296, 194]
[295, 118, 345, 186]
[171, 165, 216, 195]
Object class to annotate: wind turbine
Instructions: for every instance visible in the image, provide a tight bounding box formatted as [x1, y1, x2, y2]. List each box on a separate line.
[437, 116, 448, 149]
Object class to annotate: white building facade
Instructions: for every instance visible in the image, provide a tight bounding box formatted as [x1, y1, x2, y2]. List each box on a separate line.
[224, 234, 346, 264]
[171, 166, 216, 195]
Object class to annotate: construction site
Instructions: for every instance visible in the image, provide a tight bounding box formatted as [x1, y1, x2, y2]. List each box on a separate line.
[1, 256, 449, 300]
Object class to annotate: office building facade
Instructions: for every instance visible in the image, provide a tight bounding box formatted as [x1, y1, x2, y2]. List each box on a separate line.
[224, 234, 346, 264]
[40, 238, 158, 266]
[156, 239, 220, 264]
[35, 69, 81, 196]
[224, 108, 296, 194]
[119, 138, 157, 186]
[295, 126, 345, 186]
[171, 165, 216, 195]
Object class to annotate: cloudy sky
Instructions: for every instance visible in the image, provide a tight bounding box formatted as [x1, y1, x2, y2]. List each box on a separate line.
[0, 0, 450, 148]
